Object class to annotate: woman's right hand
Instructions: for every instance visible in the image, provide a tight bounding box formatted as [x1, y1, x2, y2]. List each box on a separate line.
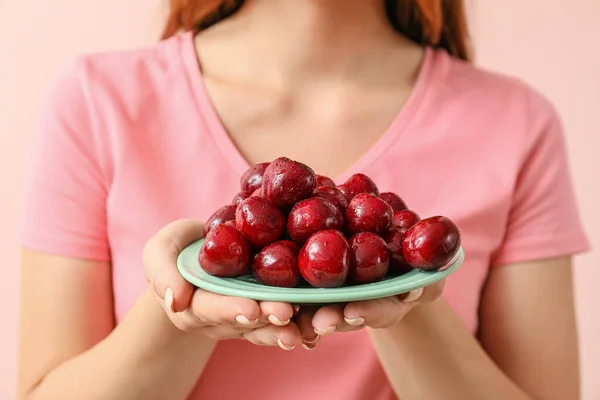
[142, 219, 314, 350]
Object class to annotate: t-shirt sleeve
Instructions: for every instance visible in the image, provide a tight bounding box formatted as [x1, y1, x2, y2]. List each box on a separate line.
[19, 61, 111, 261]
[491, 87, 590, 267]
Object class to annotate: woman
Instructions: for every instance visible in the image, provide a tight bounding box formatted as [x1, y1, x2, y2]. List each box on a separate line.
[17, 0, 589, 399]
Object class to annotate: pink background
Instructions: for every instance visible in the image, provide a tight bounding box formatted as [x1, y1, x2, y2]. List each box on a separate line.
[0, 1, 597, 399]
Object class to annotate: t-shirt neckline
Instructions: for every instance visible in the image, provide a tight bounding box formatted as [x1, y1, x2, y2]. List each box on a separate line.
[178, 30, 437, 183]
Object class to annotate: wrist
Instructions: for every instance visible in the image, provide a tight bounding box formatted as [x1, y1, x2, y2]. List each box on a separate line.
[147, 288, 220, 344]
[368, 297, 446, 336]
[109, 289, 217, 367]
[127, 289, 196, 342]
[124, 288, 187, 338]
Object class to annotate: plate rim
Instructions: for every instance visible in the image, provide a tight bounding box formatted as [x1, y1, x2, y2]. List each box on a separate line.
[177, 238, 464, 303]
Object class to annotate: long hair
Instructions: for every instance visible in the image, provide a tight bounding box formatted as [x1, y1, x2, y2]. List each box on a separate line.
[161, 0, 470, 61]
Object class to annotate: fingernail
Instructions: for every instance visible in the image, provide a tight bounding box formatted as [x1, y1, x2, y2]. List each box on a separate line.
[268, 314, 290, 326]
[235, 315, 258, 325]
[165, 288, 175, 313]
[277, 338, 295, 351]
[344, 316, 365, 326]
[402, 288, 424, 303]
[303, 343, 317, 351]
[303, 335, 320, 345]
[314, 326, 336, 336]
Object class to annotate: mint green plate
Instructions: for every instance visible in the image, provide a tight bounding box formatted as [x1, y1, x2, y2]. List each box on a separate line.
[177, 239, 464, 304]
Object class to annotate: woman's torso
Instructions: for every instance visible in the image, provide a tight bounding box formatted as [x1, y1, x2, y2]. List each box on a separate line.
[90, 32, 533, 399]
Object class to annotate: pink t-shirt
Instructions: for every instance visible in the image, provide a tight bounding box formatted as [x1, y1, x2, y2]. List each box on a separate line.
[20, 31, 589, 400]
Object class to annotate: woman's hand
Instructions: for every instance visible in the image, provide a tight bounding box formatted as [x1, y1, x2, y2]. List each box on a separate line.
[308, 280, 446, 336]
[143, 219, 308, 350]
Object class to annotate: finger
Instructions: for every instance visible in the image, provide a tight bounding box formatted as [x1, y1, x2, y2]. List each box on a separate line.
[144, 219, 205, 312]
[202, 325, 245, 341]
[189, 289, 263, 328]
[398, 280, 445, 304]
[294, 307, 319, 349]
[312, 304, 364, 334]
[259, 302, 295, 326]
[312, 304, 346, 336]
[243, 322, 303, 351]
[344, 297, 411, 329]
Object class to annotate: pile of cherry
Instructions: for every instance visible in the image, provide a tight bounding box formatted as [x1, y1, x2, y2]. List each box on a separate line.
[199, 157, 461, 288]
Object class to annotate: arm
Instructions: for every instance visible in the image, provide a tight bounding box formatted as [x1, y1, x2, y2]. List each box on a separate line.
[368, 256, 579, 400]
[18, 63, 302, 399]
[18, 250, 217, 400]
[366, 83, 585, 400]
[17, 62, 219, 400]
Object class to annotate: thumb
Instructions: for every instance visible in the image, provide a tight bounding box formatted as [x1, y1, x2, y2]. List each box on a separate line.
[143, 219, 205, 312]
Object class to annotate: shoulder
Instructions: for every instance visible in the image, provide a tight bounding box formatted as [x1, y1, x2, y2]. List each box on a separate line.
[75, 32, 187, 82]
[433, 48, 557, 117]
[37, 33, 195, 181]
[427, 48, 562, 148]
[49, 32, 191, 117]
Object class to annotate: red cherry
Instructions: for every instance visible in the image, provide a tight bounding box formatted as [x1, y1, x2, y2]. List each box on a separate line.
[337, 173, 379, 201]
[262, 157, 316, 211]
[287, 197, 343, 244]
[250, 187, 263, 198]
[402, 216, 461, 271]
[240, 162, 270, 196]
[199, 224, 251, 277]
[253, 240, 301, 287]
[312, 185, 348, 214]
[203, 205, 237, 237]
[231, 192, 248, 206]
[348, 232, 390, 284]
[344, 193, 393, 236]
[223, 220, 237, 228]
[383, 227, 413, 274]
[391, 210, 420, 230]
[315, 174, 336, 187]
[380, 192, 408, 211]
[235, 197, 286, 247]
[298, 230, 350, 288]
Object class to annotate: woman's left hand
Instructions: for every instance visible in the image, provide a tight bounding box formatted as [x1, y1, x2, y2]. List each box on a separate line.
[295, 280, 446, 347]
